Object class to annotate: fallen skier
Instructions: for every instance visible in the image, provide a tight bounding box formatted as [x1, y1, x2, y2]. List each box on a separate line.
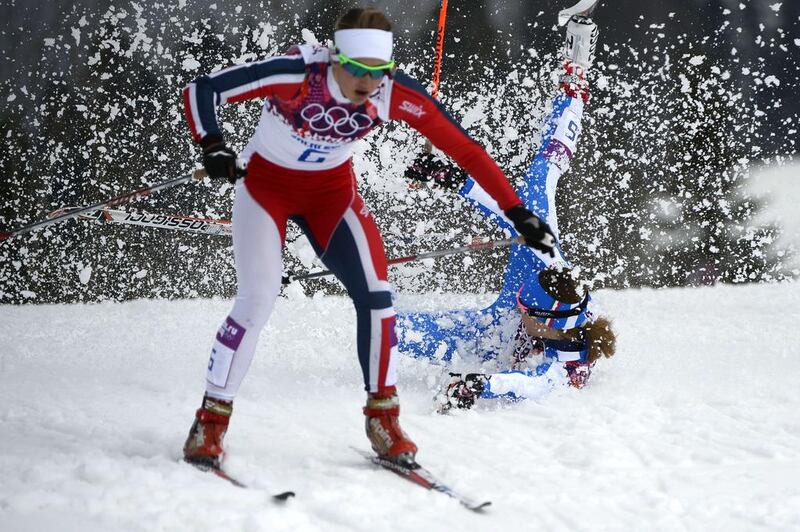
[396, 4, 617, 411]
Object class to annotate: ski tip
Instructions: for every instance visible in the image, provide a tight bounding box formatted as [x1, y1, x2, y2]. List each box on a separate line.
[558, 0, 600, 26]
[467, 500, 492, 512]
[273, 491, 296, 502]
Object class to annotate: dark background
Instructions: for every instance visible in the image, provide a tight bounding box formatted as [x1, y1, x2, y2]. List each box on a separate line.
[1, 0, 798, 303]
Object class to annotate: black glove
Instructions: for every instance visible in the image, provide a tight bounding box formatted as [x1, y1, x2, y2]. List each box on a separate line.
[404, 153, 467, 190]
[201, 135, 241, 183]
[504, 205, 556, 256]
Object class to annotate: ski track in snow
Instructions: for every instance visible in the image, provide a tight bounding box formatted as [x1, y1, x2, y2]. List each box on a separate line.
[2, 283, 800, 531]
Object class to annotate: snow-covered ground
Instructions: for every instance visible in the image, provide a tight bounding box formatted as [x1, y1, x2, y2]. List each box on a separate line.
[2, 282, 800, 531]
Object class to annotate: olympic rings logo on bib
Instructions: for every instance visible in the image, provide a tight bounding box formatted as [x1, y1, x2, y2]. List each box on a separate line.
[300, 104, 373, 136]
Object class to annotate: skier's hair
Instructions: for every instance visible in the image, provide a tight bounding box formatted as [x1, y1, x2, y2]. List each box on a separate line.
[583, 316, 616, 364]
[335, 7, 393, 32]
[538, 267, 617, 363]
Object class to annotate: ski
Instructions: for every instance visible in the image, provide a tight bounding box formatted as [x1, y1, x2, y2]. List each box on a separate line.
[185, 460, 296, 501]
[558, 0, 600, 25]
[47, 206, 232, 236]
[353, 448, 491, 512]
[1, 168, 208, 242]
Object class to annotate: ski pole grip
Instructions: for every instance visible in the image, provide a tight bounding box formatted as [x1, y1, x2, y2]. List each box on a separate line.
[192, 159, 247, 181]
[191, 161, 246, 181]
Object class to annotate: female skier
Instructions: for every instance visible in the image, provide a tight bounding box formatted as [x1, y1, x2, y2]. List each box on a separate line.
[180, 7, 556, 469]
[398, 9, 617, 411]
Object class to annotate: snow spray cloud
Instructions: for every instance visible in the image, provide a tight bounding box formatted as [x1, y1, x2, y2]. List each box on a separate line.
[0, 2, 797, 304]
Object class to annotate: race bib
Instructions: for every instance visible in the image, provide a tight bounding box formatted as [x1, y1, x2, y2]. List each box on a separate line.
[206, 317, 245, 388]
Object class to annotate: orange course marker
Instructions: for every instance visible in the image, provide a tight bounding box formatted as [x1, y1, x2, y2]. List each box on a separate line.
[431, 0, 449, 100]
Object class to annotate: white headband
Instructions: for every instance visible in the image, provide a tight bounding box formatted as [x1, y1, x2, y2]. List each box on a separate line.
[334, 29, 393, 62]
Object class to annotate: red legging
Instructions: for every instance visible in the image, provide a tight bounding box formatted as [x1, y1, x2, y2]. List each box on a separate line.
[204, 154, 398, 400]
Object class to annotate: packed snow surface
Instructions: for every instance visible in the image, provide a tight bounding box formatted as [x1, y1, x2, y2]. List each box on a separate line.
[2, 282, 800, 531]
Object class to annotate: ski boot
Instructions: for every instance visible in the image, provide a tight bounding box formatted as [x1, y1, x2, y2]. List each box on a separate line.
[183, 394, 233, 468]
[364, 386, 418, 467]
[558, 0, 600, 26]
[437, 373, 489, 413]
[559, 13, 598, 103]
[563, 10, 598, 72]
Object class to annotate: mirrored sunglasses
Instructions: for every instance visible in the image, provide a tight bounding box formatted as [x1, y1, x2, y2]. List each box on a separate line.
[337, 53, 395, 80]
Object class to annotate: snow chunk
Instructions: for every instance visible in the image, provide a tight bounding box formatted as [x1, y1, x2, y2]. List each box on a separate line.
[688, 55, 706, 66]
[78, 266, 92, 285]
[461, 102, 486, 129]
[769, 3, 781, 12]
[256, 24, 273, 49]
[764, 75, 780, 87]
[678, 74, 691, 93]
[502, 126, 519, 142]
[282, 281, 306, 301]
[301, 28, 319, 45]
[133, 270, 148, 279]
[182, 56, 200, 71]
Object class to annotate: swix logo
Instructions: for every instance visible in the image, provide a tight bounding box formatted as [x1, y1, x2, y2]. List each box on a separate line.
[399, 100, 425, 118]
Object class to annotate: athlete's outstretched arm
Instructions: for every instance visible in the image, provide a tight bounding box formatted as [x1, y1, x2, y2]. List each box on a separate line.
[183, 55, 306, 144]
[388, 71, 522, 212]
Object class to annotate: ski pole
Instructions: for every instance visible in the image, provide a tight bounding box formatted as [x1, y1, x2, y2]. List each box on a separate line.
[424, 0, 449, 154]
[282, 235, 524, 285]
[431, 0, 449, 100]
[0, 168, 209, 242]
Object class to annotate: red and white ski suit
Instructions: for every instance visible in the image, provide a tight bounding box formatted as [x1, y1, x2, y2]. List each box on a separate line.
[183, 44, 522, 399]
